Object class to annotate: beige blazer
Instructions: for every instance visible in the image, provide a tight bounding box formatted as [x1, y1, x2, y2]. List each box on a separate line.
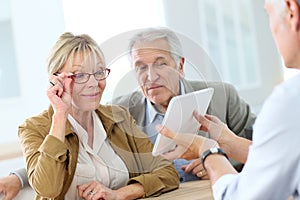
[18, 105, 179, 200]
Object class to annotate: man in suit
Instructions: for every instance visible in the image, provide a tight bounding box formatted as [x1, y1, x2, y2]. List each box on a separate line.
[112, 27, 255, 181]
[0, 27, 255, 199]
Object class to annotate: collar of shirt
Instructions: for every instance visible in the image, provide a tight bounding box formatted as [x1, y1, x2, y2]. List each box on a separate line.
[67, 111, 107, 151]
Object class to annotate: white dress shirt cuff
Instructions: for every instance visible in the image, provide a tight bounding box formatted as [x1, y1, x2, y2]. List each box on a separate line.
[9, 171, 24, 188]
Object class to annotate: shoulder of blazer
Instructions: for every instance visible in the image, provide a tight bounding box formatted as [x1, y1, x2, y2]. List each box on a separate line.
[183, 79, 233, 96]
[111, 90, 145, 108]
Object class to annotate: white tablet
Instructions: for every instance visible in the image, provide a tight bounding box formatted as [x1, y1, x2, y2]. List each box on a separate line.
[152, 88, 214, 156]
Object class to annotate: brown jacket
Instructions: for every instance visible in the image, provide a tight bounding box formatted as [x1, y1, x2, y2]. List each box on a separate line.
[18, 104, 179, 200]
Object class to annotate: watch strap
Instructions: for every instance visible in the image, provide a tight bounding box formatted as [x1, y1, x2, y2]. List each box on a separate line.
[201, 147, 228, 170]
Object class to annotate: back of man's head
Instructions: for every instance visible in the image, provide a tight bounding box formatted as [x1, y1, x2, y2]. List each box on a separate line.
[266, 0, 300, 14]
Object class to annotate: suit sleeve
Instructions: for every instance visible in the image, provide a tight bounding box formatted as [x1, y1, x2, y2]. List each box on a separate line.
[225, 83, 256, 140]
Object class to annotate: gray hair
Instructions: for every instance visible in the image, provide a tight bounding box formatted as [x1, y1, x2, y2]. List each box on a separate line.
[46, 32, 105, 75]
[128, 27, 183, 65]
[265, 0, 300, 16]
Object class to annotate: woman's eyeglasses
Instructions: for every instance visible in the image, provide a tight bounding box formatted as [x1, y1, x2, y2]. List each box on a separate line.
[66, 68, 111, 84]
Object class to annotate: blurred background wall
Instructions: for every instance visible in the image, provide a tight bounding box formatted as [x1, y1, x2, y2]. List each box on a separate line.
[0, 0, 295, 166]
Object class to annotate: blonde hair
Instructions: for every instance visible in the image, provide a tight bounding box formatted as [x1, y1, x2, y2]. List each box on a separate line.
[46, 32, 105, 75]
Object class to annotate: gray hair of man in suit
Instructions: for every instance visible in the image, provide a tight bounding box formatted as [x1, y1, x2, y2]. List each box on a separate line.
[128, 27, 183, 67]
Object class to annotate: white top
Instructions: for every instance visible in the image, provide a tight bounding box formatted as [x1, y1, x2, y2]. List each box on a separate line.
[65, 111, 129, 199]
[213, 74, 300, 200]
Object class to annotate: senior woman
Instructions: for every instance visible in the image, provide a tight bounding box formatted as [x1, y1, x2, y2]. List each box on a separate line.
[18, 32, 179, 200]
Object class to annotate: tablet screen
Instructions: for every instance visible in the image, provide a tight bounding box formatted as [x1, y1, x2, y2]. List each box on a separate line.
[152, 88, 214, 156]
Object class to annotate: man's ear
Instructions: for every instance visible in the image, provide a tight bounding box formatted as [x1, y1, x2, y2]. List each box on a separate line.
[286, 0, 300, 31]
[179, 57, 185, 73]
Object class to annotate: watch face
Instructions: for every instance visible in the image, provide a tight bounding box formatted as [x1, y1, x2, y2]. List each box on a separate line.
[211, 147, 218, 153]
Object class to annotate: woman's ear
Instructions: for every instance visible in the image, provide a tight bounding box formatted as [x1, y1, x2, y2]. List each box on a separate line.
[286, 0, 300, 31]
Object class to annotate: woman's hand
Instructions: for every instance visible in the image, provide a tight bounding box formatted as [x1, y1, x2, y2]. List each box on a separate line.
[193, 112, 236, 154]
[77, 181, 118, 200]
[47, 72, 73, 142]
[156, 125, 218, 160]
[47, 72, 73, 116]
[194, 112, 251, 163]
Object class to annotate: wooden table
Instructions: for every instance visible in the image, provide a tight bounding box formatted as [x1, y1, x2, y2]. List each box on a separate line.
[0, 181, 213, 200]
[147, 180, 213, 200]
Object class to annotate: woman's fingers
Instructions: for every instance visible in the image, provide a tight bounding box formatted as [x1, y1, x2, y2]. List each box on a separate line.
[193, 111, 211, 130]
[157, 125, 198, 148]
[156, 125, 176, 139]
[162, 146, 184, 160]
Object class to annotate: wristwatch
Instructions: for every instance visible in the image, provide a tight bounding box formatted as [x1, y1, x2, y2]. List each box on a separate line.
[201, 147, 228, 170]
